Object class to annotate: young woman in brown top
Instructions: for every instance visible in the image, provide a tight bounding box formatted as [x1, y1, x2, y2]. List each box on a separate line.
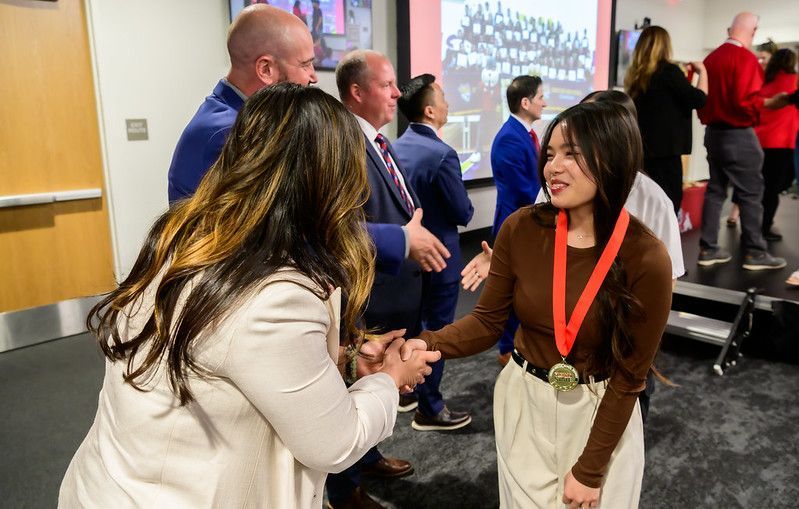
[403, 101, 672, 508]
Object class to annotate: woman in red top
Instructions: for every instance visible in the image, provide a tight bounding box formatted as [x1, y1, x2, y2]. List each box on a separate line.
[755, 48, 798, 241]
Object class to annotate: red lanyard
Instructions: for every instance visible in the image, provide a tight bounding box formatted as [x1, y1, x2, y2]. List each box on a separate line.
[552, 208, 630, 358]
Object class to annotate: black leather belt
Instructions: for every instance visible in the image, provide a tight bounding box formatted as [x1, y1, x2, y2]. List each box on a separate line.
[707, 122, 749, 130]
[511, 350, 607, 385]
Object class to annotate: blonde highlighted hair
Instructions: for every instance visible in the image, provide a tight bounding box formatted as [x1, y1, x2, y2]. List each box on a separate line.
[624, 25, 673, 99]
[89, 84, 374, 404]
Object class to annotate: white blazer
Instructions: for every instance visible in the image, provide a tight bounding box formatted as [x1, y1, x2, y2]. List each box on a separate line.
[59, 269, 398, 508]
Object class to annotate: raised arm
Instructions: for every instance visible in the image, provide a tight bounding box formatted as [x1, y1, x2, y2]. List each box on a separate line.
[420, 211, 521, 358]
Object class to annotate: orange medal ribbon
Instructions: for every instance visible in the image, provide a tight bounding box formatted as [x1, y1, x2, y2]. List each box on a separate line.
[552, 208, 630, 359]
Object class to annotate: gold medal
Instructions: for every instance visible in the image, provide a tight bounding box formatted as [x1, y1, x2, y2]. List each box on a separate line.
[551, 209, 629, 393]
[548, 361, 579, 391]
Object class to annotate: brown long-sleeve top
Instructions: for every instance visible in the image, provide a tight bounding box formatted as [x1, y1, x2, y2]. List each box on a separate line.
[419, 204, 672, 488]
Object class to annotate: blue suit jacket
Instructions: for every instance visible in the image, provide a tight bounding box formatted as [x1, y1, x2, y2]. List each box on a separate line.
[393, 123, 473, 285]
[490, 116, 540, 238]
[168, 80, 244, 203]
[362, 134, 424, 336]
[166, 81, 404, 274]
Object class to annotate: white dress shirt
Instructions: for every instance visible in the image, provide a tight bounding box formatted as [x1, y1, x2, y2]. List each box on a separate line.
[510, 113, 534, 133]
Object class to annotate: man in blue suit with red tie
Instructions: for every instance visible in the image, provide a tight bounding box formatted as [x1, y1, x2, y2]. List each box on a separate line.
[331, 51, 453, 509]
[490, 75, 545, 364]
[393, 74, 474, 432]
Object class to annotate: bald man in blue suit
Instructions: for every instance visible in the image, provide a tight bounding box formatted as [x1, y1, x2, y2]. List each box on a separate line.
[491, 75, 545, 363]
[167, 5, 318, 204]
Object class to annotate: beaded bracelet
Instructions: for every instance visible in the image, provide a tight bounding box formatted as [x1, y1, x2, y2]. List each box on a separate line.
[344, 344, 359, 385]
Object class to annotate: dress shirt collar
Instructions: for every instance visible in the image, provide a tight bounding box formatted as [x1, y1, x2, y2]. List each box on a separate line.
[409, 122, 438, 137]
[510, 113, 534, 132]
[353, 113, 385, 142]
[222, 78, 248, 101]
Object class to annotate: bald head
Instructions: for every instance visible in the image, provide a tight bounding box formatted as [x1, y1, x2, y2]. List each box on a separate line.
[728, 12, 759, 48]
[226, 5, 316, 96]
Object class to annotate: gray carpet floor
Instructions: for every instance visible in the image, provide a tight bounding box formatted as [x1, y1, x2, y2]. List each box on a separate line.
[366, 336, 799, 508]
[2, 289, 798, 508]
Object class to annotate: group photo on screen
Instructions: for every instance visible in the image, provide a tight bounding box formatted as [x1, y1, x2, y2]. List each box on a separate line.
[439, 0, 603, 181]
[230, 0, 372, 69]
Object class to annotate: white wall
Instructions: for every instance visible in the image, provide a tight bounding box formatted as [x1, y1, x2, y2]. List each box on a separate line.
[704, 0, 799, 50]
[85, 0, 230, 279]
[615, 0, 707, 61]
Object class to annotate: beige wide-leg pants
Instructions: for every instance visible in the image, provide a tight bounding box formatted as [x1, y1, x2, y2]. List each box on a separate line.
[494, 356, 644, 508]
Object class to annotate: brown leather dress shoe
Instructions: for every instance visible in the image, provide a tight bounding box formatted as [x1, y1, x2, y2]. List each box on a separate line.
[360, 457, 414, 479]
[326, 487, 386, 509]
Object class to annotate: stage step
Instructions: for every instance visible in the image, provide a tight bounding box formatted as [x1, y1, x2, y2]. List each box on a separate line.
[666, 310, 732, 347]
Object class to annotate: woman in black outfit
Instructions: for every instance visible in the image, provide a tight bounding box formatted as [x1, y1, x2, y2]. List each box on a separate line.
[625, 25, 708, 214]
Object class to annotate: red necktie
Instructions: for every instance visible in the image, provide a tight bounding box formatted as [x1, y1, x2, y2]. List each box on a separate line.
[529, 129, 540, 155]
[375, 134, 414, 215]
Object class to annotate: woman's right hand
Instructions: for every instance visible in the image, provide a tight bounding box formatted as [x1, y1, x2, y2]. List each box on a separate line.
[460, 241, 493, 291]
[379, 339, 441, 390]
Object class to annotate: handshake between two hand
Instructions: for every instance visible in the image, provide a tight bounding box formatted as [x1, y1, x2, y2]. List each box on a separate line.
[357, 329, 441, 393]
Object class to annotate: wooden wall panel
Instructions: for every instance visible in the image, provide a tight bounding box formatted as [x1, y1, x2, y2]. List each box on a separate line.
[0, 0, 115, 312]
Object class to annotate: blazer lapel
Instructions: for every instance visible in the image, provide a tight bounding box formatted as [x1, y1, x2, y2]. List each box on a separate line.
[325, 288, 341, 362]
[365, 134, 414, 220]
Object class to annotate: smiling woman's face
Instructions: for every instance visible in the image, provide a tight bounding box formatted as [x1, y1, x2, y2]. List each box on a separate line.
[543, 123, 597, 211]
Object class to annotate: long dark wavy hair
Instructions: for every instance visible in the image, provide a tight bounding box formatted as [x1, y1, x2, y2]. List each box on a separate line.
[536, 101, 644, 383]
[764, 48, 797, 83]
[88, 83, 375, 404]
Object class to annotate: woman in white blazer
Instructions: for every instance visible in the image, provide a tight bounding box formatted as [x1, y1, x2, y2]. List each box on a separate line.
[58, 84, 440, 508]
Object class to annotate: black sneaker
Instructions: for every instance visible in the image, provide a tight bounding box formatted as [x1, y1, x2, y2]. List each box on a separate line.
[697, 247, 732, 266]
[742, 252, 787, 271]
[398, 393, 418, 413]
[411, 406, 472, 431]
[763, 228, 783, 242]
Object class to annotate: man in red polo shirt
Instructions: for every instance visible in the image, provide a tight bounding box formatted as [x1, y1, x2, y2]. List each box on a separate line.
[697, 11, 790, 270]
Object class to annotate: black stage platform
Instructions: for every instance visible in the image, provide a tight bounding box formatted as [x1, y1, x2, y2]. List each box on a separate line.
[676, 192, 799, 309]
[666, 193, 799, 373]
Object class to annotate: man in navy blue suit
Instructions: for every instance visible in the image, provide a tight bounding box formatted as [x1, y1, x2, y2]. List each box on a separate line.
[167, 5, 317, 204]
[393, 74, 474, 432]
[330, 51, 452, 509]
[490, 75, 545, 364]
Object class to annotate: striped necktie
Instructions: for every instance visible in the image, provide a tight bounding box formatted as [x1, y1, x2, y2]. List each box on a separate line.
[375, 134, 414, 215]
